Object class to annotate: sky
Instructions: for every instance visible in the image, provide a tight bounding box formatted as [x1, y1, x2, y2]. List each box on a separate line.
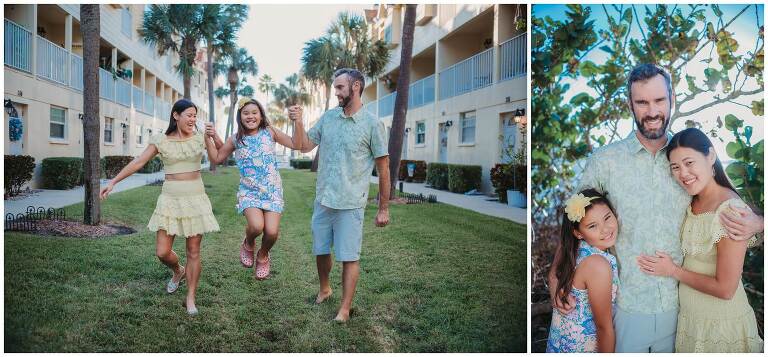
[532, 4, 765, 162]
[233, 4, 369, 104]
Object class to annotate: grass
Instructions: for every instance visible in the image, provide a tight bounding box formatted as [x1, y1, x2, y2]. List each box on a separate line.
[4, 168, 526, 352]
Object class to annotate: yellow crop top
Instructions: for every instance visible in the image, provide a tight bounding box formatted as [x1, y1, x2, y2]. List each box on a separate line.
[148, 132, 204, 174]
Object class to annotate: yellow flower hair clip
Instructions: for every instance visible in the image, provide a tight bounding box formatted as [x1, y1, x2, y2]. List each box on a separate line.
[564, 193, 597, 223]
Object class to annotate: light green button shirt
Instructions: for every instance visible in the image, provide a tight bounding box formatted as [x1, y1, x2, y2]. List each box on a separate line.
[578, 131, 691, 314]
[307, 106, 389, 210]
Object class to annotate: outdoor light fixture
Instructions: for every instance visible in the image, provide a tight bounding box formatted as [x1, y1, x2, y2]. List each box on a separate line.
[405, 127, 411, 133]
[4, 99, 17, 116]
[445, 120, 453, 127]
[78, 114, 85, 121]
[512, 108, 526, 126]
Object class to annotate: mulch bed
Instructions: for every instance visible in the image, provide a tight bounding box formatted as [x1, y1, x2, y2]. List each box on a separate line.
[8, 219, 136, 238]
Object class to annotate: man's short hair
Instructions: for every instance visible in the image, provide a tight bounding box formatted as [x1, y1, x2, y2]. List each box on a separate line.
[627, 64, 673, 104]
[333, 68, 365, 96]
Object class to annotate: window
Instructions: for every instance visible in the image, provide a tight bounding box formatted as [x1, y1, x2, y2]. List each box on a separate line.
[104, 117, 114, 143]
[50, 107, 66, 140]
[416, 121, 426, 144]
[460, 111, 476, 144]
[121, 9, 132, 38]
[136, 125, 143, 145]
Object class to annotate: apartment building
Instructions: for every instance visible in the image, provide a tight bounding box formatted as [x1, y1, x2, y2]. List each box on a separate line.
[3, 4, 218, 187]
[363, 4, 526, 193]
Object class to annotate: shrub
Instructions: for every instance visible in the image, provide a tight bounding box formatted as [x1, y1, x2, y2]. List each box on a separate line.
[103, 156, 134, 178]
[290, 158, 312, 169]
[447, 164, 482, 193]
[139, 157, 163, 173]
[426, 163, 449, 190]
[4, 155, 35, 196]
[227, 156, 236, 166]
[398, 160, 427, 183]
[490, 163, 526, 203]
[42, 157, 83, 189]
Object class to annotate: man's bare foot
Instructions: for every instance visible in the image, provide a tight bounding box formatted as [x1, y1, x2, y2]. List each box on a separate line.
[333, 310, 350, 322]
[315, 289, 333, 304]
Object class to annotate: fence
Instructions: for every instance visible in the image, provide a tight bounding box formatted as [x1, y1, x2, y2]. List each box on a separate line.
[99, 68, 115, 101]
[116, 77, 131, 107]
[439, 47, 494, 100]
[4, 206, 66, 232]
[408, 74, 435, 109]
[500, 33, 526, 81]
[132, 86, 143, 111]
[4, 19, 32, 72]
[70, 54, 83, 91]
[378, 91, 397, 117]
[37, 36, 69, 84]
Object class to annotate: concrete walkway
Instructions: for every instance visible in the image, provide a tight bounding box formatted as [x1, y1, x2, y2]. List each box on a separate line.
[4, 172, 165, 216]
[370, 176, 527, 224]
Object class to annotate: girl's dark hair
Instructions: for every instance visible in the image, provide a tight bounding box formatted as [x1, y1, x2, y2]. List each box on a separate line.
[666, 127, 738, 195]
[235, 99, 270, 145]
[553, 188, 616, 306]
[165, 99, 198, 135]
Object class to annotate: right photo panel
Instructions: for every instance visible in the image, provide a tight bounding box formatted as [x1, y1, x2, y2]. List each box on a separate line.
[530, 4, 764, 353]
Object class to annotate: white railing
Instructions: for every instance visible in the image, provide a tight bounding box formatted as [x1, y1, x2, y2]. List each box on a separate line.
[36, 36, 68, 84]
[4, 19, 32, 72]
[99, 68, 115, 100]
[378, 91, 396, 118]
[157, 100, 170, 120]
[439, 47, 494, 100]
[132, 86, 143, 111]
[145, 92, 154, 116]
[116, 77, 131, 107]
[408, 74, 435, 109]
[500, 33, 526, 81]
[69, 54, 83, 91]
[364, 100, 378, 118]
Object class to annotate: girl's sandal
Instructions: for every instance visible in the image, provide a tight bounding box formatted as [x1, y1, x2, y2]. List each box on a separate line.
[240, 237, 255, 268]
[254, 253, 271, 280]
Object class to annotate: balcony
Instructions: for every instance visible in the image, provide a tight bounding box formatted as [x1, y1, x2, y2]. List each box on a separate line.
[364, 100, 378, 118]
[36, 36, 68, 85]
[4, 19, 32, 72]
[99, 68, 115, 101]
[500, 33, 526, 81]
[70, 54, 83, 91]
[144, 92, 154, 116]
[116, 77, 131, 107]
[407, 74, 435, 109]
[378, 91, 396, 118]
[439, 47, 494, 100]
[132, 85, 143, 111]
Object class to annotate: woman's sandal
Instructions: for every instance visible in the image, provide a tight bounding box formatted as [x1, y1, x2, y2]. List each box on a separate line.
[254, 252, 271, 280]
[166, 266, 186, 294]
[240, 237, 255, 268]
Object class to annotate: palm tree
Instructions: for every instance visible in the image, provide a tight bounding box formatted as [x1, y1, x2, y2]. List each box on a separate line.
[387, 4, 417, 200]
[301, 11, 391, 171]
[213, 47, 258, 138]
[273, 73, 310, 159]
[81, 4, 101, 225]
[258, 74, 276, 106]
[139, 4, 206, 99]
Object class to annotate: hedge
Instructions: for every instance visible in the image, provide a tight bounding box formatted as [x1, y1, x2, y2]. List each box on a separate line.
[4, 155, 35, 196]
[290, 158, 312, 169]
[104, 155, 134, 178]
[139, 156, 163, 173]
[42, 157, 83, 189]
[447, 164, 482, 193]
[398, 160, 427, 183]
[426, 163, 449, 190]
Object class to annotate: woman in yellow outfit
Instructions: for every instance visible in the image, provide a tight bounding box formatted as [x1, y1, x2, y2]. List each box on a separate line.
[100, 99, 219, 316]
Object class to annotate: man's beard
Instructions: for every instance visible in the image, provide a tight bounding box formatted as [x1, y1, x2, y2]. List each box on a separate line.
[634, 112, 669, 140]
[337, 94, 352, 109]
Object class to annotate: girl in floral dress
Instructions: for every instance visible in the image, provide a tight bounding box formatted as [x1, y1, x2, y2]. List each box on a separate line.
[547, 188, 620, 353]
[206, 99, 304, 280]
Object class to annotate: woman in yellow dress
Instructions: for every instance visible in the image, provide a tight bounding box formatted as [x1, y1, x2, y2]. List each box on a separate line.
[636, 128, 762, 352]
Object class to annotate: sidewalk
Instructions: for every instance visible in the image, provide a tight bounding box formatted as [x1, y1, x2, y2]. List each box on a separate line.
[371, 176, 527, 224]
[4, 172, 165, 216]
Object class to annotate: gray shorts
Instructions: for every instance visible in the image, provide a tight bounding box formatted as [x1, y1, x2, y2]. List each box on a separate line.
[311, 201, 364, 262]
[614, 306, 678, 352]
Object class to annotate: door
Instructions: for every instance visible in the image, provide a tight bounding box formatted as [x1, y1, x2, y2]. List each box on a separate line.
[402, 131, 408, 159]
[7, 102, 25, 155]
[438, 123, 448, 163]
[501, 113, 516, 163]
[121, 124, 130, 155]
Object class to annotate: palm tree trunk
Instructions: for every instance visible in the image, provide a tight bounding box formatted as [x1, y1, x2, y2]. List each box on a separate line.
[183, 73, 192, 100]
[81, 4, 101, 225]
[206, 46, 217, 173]
[387, 4, 417, 200]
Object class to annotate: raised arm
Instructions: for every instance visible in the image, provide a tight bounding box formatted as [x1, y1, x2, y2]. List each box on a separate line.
[204, 122, 235, 164]
[269, 107, 305, 150]
[100, 144, 158, 199]
[291, 105, 318, 153]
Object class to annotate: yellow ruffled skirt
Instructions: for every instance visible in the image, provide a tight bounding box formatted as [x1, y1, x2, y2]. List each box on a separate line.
[147, 178, 220, 237]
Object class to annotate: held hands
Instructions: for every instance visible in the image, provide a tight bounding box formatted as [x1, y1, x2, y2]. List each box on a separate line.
[719, 204, 763, 241]
[288, 105, 303, 121]
[204, 122, 216, 138]
[375, 208, 389, 227]
[636, 251, 678, 278]
[99, 182, 115, 200]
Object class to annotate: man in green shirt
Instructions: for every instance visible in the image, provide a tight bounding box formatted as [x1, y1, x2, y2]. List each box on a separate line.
[548, 64, 764, 352]
[295, 68, 390, 322]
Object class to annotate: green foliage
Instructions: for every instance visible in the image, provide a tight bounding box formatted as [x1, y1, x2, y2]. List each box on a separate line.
[426, 163, 449, 190]
[289, 158, 312, 169]
[103, 156, 134, 179]
[41, 157, 83, 190]
[447, 165, 482, 194]
[397, 160, 427, 183]
[138, 157, 164, 174]
[4, 155, 36, 196]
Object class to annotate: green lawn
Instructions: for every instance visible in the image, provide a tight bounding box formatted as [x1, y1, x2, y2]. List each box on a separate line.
[4, 168, 526, 352]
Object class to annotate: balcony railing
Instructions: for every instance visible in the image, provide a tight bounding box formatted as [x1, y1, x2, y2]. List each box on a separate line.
[4, 19, 32, 72]
[157, 100, 170, 120]
[408, 74, 435, 109]
[378, 91, 396, 118]
[99, 68, 115, 100]
[70, 54, 83, 91]
[364, 100, 378, 118]
[144, 92, 154, 115]
[116, 77, 131, 107]
[37, 36, 68, 84]
[500, 33, 526, 81]
[132, 85, 143, 110]
[439, 47, 494, 100]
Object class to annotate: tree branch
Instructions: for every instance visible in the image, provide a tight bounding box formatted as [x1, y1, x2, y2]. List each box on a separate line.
[673, 87, 763, 120]
[674, 4, 751, 73]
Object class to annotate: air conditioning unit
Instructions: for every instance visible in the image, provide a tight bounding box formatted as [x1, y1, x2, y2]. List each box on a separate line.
[416, 4, 436, 26]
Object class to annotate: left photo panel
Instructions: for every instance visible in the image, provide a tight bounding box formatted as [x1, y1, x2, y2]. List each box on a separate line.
[3, 4, 530, 352]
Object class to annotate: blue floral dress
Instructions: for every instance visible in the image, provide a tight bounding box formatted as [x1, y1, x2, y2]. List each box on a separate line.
[546, 241, 619, 353]
[233, 128, 284, 214]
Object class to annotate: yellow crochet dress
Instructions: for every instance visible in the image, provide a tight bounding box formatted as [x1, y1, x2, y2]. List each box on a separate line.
[146, 132, 219, 238]
[675, 198, 762, 352]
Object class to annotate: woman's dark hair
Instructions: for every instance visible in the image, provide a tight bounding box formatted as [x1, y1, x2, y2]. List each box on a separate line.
[165, 99, 198, 135]
[666, 127, 739, 195]
[235, 99, 270, 145]
[553, 188, 616, 306]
